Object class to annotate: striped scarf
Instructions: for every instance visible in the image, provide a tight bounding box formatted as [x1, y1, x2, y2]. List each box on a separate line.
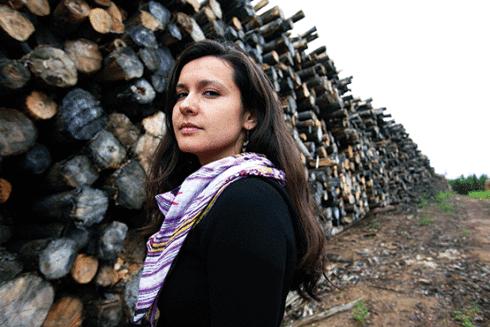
[133, 152, 286, 325]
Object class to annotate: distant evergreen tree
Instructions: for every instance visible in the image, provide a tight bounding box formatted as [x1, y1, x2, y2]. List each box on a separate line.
[449, 174, 488, 194]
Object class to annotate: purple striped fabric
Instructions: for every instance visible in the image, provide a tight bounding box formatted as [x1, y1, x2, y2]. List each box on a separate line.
[133, 152, 286, 325]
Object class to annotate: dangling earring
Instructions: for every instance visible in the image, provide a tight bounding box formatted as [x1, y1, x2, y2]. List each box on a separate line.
[241, 129, 250, 153]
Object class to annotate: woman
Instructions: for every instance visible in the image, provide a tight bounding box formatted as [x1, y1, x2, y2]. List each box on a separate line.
[134, 40, 325, 327]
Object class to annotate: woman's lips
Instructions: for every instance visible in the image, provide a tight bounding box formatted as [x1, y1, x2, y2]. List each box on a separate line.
[180, 124, 201, 135]
[180, 126, 201, 135]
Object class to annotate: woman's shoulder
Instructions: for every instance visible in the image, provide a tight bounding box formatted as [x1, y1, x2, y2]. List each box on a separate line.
[216, 176, 291, 213]
[199, 176, 296, 238]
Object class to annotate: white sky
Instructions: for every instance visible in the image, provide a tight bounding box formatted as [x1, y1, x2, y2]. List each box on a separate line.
[264, 0, 489, 179]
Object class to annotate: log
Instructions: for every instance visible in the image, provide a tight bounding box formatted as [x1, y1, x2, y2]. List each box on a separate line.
[105, 2, 125, 34]
[63, 223, 92, 250]
[16, 238, 51, 271]
[95, 264, 119, 287]
[87, 129, 127, 170]
[15, 222, 64, 240]
[39, 237, 78, 279]
[89, 8, 113, 34]
[292, 298, 363, 327]
[64, 39, 103, 74]
[0, 5, 35, 41]
[25, 90, 58, 120]
[0, 248, 23, 282]
[56, 88, 107, 141]
[70, 253, 98, 284]
[52, 0, 90, 33]
[101, 46, 144, 81]
[32, 186, 109, 228]
[175, 12, 205, 42]
[123, 267, 142, 318]
[167, 0, 200, 14]
[0, 58, 31, 89]
[195, 5, 216, 27]
[126, 25, 158, 48]
[258, 5, 283, 25]
[127, 10, 160, 32]
[138, 47, 171, 73]
[138, 1, 171, 31]
[0, 222, 12, 244]
[93, 0, 112, 7]
[19, 143, 51, 174]
[103, 78, 156, 118]
[0, 273, 54, 327]
[0, 178, 12, 203]
[22, 0, 51, 16]
[141, 111, 166, 137]
[42, 296, 83, 327]
[105, 113, 140, 149]
[0, 108, 37, 156]
[205, 0, 222, 19]
[85, 293, 123, 327]
[26, 46, 78, 87]
[133, 132, 160, 173]
[97, 221, 128, 261]
[103, 160, 146, 209]
[162, 22, 183, 45]
[44, 155, 99, 191]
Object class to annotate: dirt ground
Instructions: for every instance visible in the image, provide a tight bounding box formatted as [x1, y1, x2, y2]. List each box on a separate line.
[301, 195, 489, 327]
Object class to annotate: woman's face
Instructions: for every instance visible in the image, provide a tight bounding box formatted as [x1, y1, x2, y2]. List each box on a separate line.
[172, 56, 256, 165]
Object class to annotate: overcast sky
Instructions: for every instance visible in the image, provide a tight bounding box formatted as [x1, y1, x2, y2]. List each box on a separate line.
[265, 0, 489, 179]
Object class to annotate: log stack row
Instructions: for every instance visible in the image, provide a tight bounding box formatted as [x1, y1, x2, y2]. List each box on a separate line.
[0, 0, 443, 325]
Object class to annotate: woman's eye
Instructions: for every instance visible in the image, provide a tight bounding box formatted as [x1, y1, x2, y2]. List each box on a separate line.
[203, 90, 219, 97]
[175, 91, 187, 100]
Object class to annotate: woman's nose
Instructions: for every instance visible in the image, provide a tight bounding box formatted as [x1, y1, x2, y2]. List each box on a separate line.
[178, 93, 198, 115]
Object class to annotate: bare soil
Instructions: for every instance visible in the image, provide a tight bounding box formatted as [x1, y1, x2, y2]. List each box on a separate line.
[310, 195, 490, 327]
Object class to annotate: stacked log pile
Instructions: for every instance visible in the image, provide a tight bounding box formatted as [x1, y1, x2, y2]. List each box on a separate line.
[0, 0, 442, 325]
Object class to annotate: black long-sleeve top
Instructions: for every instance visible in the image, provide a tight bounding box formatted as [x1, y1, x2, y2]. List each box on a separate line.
[156, 176, 298, 327]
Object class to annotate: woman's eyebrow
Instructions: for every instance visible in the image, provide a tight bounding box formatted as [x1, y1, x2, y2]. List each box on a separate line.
[176, 80, 227, 90]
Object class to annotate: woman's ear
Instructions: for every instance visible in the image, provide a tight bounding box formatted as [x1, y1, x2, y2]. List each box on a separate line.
[243, 110, 257, 130]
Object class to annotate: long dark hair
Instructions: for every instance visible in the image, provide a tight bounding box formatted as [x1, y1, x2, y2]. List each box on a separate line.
[142, 39, 326, 300]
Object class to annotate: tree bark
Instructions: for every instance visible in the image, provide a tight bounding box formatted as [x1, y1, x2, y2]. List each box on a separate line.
[97, 221, 128, 261]
[26, 46, 78, 87]
[42, 296, 83, 327]
[0, 58, 31, 89]
[39, 237, 78, 279]
[45, 155, 98, 191]
[56, 88, 107, 141]
[87, 129, 127, 170]
[0, 108, 37, 156]
[104, 160, 146, 210]
[0, 273, 54, 327]
[32, 186, 109, 228]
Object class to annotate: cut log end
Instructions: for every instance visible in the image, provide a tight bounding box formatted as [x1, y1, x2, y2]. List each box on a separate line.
[24, 0, 51, 16]
[89, 8, 113, 34]
[65, 39, 103, 74]
[0, 5, 35, 41]
[70, 253, 99, 284]
[0, 108, 37, 156]
[25, 91, 58, 120]
[27, 46, 78, 87]
[0, 178, 12, 203]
